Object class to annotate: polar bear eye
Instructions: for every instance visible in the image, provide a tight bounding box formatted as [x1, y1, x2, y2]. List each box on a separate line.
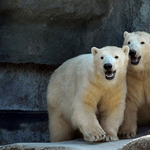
[101, 56, 104, 59]
[128, 41, 130, 44]
[115, 56, 119, 59]
[141, 41, 145, 44]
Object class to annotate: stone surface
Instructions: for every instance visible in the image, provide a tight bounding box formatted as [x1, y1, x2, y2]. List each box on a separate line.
[0, 0, 111, 22]
[1, 0, 150, 65]
[0, 110, 49, 145]
[0, 63, 57, 111]
[0, 63, 54, 144]
[0, 127, 149, 150]
[0, 0, 112, 65]
[118, 135, 150, 150]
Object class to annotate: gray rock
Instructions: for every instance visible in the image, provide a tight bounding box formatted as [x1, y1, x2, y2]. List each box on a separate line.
[0, 115, 49, 145]
[1, 0, 150, 65]
[0, 63, 56, 111]
[0, 127, 149, 150]
[0, 0, 111, 22]
[0, 63, 52, 144]
[0, 143, 79, 150]
[118, 135, 150, 150]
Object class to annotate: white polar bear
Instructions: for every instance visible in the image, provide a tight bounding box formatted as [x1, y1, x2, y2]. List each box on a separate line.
[118, 31, 150, 138]
[47, 46, 129, 142]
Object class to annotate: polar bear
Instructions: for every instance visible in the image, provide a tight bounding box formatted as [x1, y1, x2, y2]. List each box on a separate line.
[118, 31, 150, 138]
[47, 46, 129, 142]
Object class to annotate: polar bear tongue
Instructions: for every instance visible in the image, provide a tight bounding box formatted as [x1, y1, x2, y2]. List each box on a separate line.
[131, 56, 141, 65]
[131, 57, 138, 63]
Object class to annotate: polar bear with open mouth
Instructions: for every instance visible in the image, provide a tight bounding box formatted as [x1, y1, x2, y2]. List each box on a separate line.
[119, 31, 150, 138]
[47, 46, 129, 142]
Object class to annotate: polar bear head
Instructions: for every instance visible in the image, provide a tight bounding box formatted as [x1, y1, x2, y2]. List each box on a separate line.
[91, 46, 129, 81]
[123, 31, 150, 70]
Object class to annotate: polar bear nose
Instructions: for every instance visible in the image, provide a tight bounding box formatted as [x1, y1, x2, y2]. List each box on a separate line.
[129, 49, 136, 56]
[104, 63, 112, 70]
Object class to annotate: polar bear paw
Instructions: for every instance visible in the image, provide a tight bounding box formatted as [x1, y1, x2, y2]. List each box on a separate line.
[82, 126, 106, 142]
[118, 130, 136, 138]
[103, 135, 119, 142]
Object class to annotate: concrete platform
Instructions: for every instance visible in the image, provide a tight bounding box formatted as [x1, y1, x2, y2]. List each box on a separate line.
[0, 126, 149, 150]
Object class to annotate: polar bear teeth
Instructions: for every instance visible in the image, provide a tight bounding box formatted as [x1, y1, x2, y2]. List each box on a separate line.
[106, 74, 113, 77]
[131, 56, 141, 65]
[105, 71, 116, 80]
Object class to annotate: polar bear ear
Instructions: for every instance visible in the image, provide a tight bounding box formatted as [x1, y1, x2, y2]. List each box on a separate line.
[124, 31, 130, 38]
[91, 47, 99, 56]
[122, 45, 129, 55]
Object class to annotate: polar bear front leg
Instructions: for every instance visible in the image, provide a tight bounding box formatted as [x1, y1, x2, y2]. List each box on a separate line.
[100, 102, 125, 142]
[118, 99, 138, 138]
[72, 97, 106, 142]
[72, 109, 105, 142]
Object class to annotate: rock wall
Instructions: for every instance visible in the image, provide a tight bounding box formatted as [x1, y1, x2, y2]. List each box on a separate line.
[0, 0, 150, 144]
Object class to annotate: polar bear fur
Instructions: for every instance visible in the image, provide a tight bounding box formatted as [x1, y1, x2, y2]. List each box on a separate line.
[118, 31, 150, 138]
[47, 46, 129, 142]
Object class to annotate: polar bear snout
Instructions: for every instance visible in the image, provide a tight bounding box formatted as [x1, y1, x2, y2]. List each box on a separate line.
[103, 63, 116, 80]
[129, 49, 141, 65]
[103, 63, 112, 70]
[129, 49, 136, 56]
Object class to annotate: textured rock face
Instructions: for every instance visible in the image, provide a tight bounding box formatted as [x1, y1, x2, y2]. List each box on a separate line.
[118, 135, 150, 150]
[1, 0, 150, 65]
[0, 0, 113, 65]
[0, 0, 111, 22]
[0, 63, 56, 111]
[0, 111, 49, 145]
[1, 0, 150, 144]
[0, 63, 55, 144]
